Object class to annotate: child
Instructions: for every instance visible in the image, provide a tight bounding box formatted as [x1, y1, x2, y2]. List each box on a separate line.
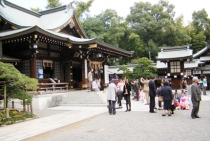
[180, 92, 190, 110]
[174, 93, 180, 110]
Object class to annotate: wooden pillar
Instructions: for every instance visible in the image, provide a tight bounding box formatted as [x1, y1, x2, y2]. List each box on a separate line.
[180, 61, 184, 73]
[81, 59, 87, 88]
[30, 55, 37, 78]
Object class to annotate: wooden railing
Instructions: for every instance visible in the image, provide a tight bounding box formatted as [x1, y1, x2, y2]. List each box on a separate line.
[37, 82, 69, 92]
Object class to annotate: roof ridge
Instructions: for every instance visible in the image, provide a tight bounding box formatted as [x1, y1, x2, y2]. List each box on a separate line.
[159, 44, 192, 49]
[4, 0, 41, 17]
[38, 5, 67, 15]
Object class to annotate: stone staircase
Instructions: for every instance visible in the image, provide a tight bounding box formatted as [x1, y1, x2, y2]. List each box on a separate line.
[59, 90, 107, 107]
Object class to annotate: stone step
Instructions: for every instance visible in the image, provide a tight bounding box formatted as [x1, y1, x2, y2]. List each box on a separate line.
[60, 101, 106, 104]
[62, 97, 102, 100]
[65, 93, 100, 96]
[59, 103, 107, 107]
[59, 91, 107, 107]
[61, 99, 104, 102]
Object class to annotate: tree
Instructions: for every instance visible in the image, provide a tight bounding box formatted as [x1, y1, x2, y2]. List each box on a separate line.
[0, 62, 38, 113]
[46, 0, 62, 9]
[118, 66, 133, 81]
[82, 17, 105, 41]
[118, 26, 145, 63]
[97, 9, 126, 47]
[132, 57, 157, 78]
[191, 31, 206, 53]
[126, 0, 190, 60]
[192, 9, 210, 34]
[192, 9, 210, 45]
[83, 9, 126, 48]
[76, 0, 94, 21]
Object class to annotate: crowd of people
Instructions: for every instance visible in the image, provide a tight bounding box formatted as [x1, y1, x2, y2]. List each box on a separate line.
[106, 74, 202, 119]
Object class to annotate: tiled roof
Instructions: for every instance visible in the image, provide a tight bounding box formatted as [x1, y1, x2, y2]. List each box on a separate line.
[193, 46, 209, 58]
[0, 0, 74, 30]
[0, 26, 133, 56]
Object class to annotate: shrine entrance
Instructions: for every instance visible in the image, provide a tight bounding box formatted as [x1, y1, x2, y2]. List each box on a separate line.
[43, 67, 53, 79]
[72, 67, 82, 88]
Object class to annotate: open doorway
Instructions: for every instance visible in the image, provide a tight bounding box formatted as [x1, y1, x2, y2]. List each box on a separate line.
[72, 67, 82, 88]
[43, 67, 53, 78]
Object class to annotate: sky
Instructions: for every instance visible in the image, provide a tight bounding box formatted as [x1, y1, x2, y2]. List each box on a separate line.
[6, 0, 210, 25]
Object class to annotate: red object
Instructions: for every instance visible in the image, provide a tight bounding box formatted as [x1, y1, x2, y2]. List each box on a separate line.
[181, 105, 186, 109]
[174, 102, 179, 107]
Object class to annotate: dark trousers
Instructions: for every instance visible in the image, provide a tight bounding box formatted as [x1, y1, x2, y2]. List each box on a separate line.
[134, 90, 138, 100]
[117, 95, 122, 106]
[158, 101, 162, 108]
[108, 100, 116, 114]
[191, 101, 200, 117]
[149, 96, 155, 112]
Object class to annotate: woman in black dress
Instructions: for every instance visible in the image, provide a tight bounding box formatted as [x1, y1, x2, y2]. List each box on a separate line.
[123, 79, 131, 112]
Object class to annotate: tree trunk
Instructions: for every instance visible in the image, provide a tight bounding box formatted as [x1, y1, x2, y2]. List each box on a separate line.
[4, 84, 6, 118]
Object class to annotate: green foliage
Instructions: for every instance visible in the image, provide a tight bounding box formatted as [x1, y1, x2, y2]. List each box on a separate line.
[82, 17, 105, 40]
[118, 66, 133, 81]
[30, 7, 42, 12]
[0, 62, 38, 111]
[118, 58, 157, 81]
[190, 31, 206, 53]
[83, 9, 126, 47]
[192, 9, 210, 34]
[76, 0, 94, 21]
[5, 86, 33, 105]
[45, 0, 62, 9]
[132, 57, 157, 78]
[125, 0, 190, 59]
[191, 9, 210, 51]
[0, 62, 38, 91]
[0, 111, 35, 126]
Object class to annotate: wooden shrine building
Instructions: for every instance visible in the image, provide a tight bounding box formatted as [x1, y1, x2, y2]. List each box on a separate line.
[156, 45, 193, 89]
[0, 0, 133, 89]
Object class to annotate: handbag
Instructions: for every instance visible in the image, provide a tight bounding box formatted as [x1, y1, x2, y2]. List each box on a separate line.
[158, 96, 163, 102]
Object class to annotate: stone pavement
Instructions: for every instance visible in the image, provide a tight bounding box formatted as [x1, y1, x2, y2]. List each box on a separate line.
[0, 107, 107, 141]
[28, 94, 210, 141]
[0, 91, 210, 141]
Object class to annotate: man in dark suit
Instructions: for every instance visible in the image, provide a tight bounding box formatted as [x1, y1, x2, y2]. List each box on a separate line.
[149, 76, 156, 113]
[191, 76, 201, 119]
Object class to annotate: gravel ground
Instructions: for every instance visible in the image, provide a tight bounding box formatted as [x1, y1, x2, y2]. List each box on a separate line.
[25, 100, 210, 141]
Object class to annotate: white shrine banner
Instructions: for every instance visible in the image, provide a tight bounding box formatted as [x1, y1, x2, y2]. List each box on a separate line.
[84, 59, 87, 79]
[104, 65, 109, 84]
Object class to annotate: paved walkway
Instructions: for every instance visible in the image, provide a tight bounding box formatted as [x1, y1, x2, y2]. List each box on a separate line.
[0, 91, 210, 141]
